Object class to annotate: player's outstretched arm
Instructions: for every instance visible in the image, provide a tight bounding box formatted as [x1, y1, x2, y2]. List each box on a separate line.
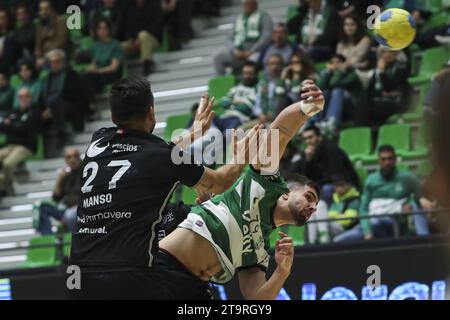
[194, 124, 262, 195]
[253, 80, 324, 171]
[238, 232, 294, 300]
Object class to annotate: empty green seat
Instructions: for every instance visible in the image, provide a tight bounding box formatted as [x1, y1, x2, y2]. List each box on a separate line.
[164, 113, 191, 141]
[63, 233, 72, 258]
[182, 186, 197, 205]
[28, 135, 45, 161]
[355, 166, 368, 186]
[287, 225, 304, 247]
[286, 5, 299, 21]
[269, 227, 285, 249]
[339, 127, 372, 162]
[23, 235, 59, 268]
[408, 46, 450, 86]
[416, 160, 432, 177]
[360, 124, 411, 163]
[387, 83, 431, 124]
[208, 75, 235, 102]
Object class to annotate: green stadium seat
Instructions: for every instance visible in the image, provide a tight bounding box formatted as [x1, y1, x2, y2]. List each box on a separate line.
[397, 162, 409, 172]
[339, 127, 372, 162]
[28, 135, 45, 161]
[286, 5, 298, 21]
[155, 28, 170, 53]
[182, 186, 197, 205]
[208, 75, 235, 101]
[355, 166, 368, 186]
[402, 124, 430, 161]
[10, 74, 23, 89]
[416, 160, 432, 177]
[387, 83, 431, 124]
[427, 0, 444, 12]
[63, 233, 72, 258]
[360, 124, 410, 164]
[164, 113, 191, 141]
[408, 46, 450, 86]
[315, 62, 327, 73]
[287, 225, 304, 247]
[378, 123, 410, 154]
[23, 235, 60, 268]
[421, 11, 450, 34]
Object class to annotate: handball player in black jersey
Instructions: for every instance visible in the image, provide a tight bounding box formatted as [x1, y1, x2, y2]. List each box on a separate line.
[68, 77, 259, 299]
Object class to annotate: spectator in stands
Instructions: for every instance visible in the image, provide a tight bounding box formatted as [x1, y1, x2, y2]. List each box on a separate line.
[367, 47, 410, 124]
[162, 0, 196, 50]
[289, 125, 360, 205]
[253, 54, 288, 124]
[0, 87, 41, 196]
[259, 22, 296, 76]
[121, 0, 163, 75]
[34, 0, 69, 70]
[82, 17, 123, 102]
[308, 173, 361, 244]
[13, 4, 35, 60]
[40, 49, 87, 158]
[287, 0, 340, 63]
[13, 58, 41, 109]
[213, 0, 273, 75]
[0, 7, 15, 75]
[334, 145, 429, 242]
[216, 61, 258, 130]
[314, 54, 365, 134]
[336, 14, 372, 70]
[34, 147, 81, 235]
[87, 0, 124, 39]
[0, 72, 13, 117]
[281, 52, 317, 104]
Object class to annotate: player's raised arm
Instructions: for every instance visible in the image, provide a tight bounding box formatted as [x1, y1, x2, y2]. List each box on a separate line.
[253, 80, 324, 171]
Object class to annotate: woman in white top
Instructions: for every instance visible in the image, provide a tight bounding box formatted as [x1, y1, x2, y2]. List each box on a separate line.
[336, 14, 372, 70]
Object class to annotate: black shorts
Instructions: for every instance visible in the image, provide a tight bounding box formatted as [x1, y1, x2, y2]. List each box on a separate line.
[153, 249, 213, 300]
[66, 266, 169, 300]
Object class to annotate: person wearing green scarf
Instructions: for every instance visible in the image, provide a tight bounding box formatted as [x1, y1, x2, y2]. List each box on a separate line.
[213, 0, 273, 75]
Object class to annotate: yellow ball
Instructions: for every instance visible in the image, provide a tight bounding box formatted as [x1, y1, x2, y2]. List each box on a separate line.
[373, 8, 417, 51]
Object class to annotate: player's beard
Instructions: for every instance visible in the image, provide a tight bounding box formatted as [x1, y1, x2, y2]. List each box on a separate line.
[288, 202, 308, 226]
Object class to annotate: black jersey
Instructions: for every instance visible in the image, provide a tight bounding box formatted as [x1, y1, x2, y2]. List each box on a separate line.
[69, 127, 205, 268]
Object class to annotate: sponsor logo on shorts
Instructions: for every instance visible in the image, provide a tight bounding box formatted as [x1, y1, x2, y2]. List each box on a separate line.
[195, 220, 203, 227]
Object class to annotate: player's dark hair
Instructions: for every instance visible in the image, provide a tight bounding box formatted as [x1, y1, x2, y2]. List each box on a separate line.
[109, 77, 154, 125]
[287, 174, 321, 202]
[378, 144, 396, 156]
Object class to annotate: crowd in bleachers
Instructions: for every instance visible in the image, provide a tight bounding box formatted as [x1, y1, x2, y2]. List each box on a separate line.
[190, 0, 450, 245]
[23, 0, 450, 244]
[0, 0, 223, 200]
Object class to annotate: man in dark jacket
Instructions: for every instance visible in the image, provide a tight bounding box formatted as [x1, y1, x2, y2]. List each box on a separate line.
[0, 86, 41, 195]
[121, 0, 163, 75]
[289, 125, 360, 205]
[40, 49, 87, 158]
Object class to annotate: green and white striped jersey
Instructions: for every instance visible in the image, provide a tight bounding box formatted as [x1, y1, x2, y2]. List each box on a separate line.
[179, 167, 289, 284]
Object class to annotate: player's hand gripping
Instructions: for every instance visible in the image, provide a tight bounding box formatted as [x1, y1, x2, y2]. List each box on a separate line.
[274, 232, 294, 277]
[299, 80, 325, 118]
